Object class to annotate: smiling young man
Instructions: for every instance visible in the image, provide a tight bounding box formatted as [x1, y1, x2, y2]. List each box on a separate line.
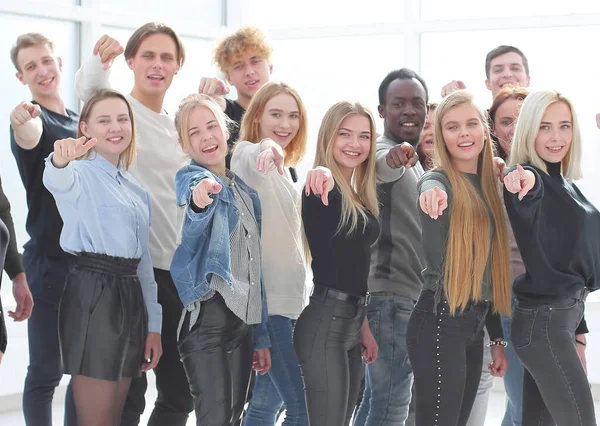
[197, 26, 274, 166]
[9, 32, 79, 426]
[74, 23, 192, 426]
[354, 68, 427, 426]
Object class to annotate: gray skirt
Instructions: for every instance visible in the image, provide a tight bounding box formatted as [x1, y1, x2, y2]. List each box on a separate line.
[59, 252, 147, 381]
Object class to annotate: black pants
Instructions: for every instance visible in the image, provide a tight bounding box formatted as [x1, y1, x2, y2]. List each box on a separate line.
[178, 293, 254, 425]
[121, 268, 193, 426]
[407, 290, 489, 426]
[513, 290, 596, 426]
[293, 289, 366, 426]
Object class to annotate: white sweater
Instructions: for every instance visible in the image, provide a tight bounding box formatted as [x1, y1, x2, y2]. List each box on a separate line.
[75, 54, 185, 270]
[231, 141, 307, 318]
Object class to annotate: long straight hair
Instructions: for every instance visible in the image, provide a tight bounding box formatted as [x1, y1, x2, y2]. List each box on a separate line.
[238, 81, 308, 167]
[433, 90, 511, 316]
[509, 91, 583, 180]
[313, 101, 379, 235]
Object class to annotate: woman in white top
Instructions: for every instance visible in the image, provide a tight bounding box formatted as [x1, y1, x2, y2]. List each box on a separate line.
[231, 81, 309, 426]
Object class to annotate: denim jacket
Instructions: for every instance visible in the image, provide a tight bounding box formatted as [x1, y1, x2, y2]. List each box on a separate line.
[170, 162, 270, 349]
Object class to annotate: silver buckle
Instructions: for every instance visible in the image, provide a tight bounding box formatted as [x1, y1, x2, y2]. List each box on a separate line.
[364, 292, 371, 306]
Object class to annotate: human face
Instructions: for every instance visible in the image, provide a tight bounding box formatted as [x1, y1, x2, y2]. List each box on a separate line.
[16, 44, 62, 99]
[492, 97, 523, 156]
[378, 78, 427, 146]
[127, 34, 179, 97]
[485, 52, 530, 97]
[257, 93, 300, 149]
[226, 50, 273, 104]
[441, 103, 485, 174]
[418, 110, 435, 158]
[80, 98, 132, 166]
[534, 101, 572, 164]
[184, 106, 228, 175]
[332, 114, 372, 183]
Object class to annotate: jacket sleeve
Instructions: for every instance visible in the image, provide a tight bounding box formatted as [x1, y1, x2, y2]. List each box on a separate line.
[503, 165, 544, 226]
[0, 176, 24, 279]
[74, 54, 112, 102]
[175, 168, 220, 226]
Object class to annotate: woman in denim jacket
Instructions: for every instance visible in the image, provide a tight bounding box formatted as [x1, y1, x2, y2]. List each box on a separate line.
[170, 94, 271, 426]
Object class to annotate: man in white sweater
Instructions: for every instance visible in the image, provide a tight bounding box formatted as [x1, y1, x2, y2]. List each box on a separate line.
[74, 23, 192, 426]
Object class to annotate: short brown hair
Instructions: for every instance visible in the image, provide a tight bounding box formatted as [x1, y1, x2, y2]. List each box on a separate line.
[124, 22, 185, 69]
[11, 33, 54, 72]
[213, 26, 273, 73]
[78, 89, 138, 170]
[485, 45, 529, 79]
[238, 81, 308, 167]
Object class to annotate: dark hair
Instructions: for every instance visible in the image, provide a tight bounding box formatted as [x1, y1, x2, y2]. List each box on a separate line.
[125, 22, 185, 69]
[378, 68, 429, 105]
[485, 45, 529, 79]
[488, 85, 530, 160]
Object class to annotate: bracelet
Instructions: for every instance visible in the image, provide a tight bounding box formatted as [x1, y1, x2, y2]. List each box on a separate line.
[576, 339, 587, 347]
[487, 340, 508, 347]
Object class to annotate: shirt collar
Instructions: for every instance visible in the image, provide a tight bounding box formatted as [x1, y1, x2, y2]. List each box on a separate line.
[88, 151, 127, 181]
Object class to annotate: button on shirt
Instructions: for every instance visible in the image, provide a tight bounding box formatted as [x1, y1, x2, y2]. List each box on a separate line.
[183, 171, 262, 333]
[43, 152, 162, 333]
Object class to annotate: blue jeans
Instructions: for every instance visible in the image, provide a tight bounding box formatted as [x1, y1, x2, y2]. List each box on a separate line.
[22, 252, 77, 426]
[354, 292, 414, 426]
[500, 299, 523, 426]
[245, 315, 308, 426]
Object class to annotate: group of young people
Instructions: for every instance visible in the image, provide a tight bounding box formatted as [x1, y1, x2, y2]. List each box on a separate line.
[1, 20, 597, 426]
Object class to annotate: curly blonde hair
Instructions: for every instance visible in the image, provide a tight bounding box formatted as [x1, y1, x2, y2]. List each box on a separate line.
[213, 27, 273, 73]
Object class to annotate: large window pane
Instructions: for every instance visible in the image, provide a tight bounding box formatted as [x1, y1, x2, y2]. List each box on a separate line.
[241, 1, 404, 29]
[0, 14, 79, 301]
[421, 0, 600, 20]
[272, 35, 404, 178]
[94, 0, 222, 25]
[422, 27, 600, 301]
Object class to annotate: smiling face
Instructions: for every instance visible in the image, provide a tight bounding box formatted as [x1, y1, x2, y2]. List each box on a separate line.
[492, 97, 523, 156]
[441, 102, 485, 174]
[16, 43, 62, 100]
[418, 109, 435, 158]
[183, 106, 228, 174]
[257, 93, 300, 149]
[127, 33, 179, 97]
[80, 97, 132, 166]
[379, 78, 427, 146]
[332, 114, 372, 182]
[534, 101, 573, 164]
[226, 50, 273, 106]
[485, 52, 530, 97]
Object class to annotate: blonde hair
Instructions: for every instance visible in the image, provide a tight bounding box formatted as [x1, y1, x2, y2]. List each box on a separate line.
[313, 101, 379, 235]
[78, 89, 137, 169]
[213, 26, 273, 73]
[174, 93, 232, 158]
[509, 91, 583, 180]
[11, 33, 55, 72]
[433, 90, 511, 316]
[238, 81, 308, 167]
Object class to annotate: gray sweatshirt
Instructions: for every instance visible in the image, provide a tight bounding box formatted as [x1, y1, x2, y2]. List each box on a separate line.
[368, 134, 425, 301]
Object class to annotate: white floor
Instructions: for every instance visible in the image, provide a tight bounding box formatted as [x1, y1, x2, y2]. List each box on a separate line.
[0, 373, 598, 425]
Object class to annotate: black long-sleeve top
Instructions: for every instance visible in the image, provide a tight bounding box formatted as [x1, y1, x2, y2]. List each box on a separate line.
[0, 219, 9, 353]
[302, 184, 380, 298]
[0, 176, 25, 279]
[504, 162, 600, 334]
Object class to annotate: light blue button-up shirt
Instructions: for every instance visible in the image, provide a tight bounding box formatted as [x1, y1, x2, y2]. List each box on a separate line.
[43, 152, 162, 333]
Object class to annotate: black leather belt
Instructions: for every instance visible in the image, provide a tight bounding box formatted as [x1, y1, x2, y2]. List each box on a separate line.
[312, 285, 370, 306]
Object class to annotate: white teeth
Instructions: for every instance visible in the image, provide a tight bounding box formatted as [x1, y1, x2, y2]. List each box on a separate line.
[247, 80, 258, 85]
[343, 151, 360, 157]
[107, 137, 122, 142]
[548, 146, 563, 152]
[274, 132, 290, 137]
[458, 142, 474, 147]
[40, 78, 52, 85]
[202, 144, 217, 152]
[148, 75, 163, 79]
[402, 122, 416, 127]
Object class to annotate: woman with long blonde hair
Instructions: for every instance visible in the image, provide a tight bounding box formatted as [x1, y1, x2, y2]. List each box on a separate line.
[407, 90, 511, 426]
[503, 91, 598, 426]
[230, 81, 309, 426]
[293, 101, 379, 426]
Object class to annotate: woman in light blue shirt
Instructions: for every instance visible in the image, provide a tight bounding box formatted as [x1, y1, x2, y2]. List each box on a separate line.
[43, 89, 162, 426]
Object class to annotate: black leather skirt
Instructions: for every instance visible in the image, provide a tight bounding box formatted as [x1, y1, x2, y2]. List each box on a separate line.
[58, 252, 147, 381]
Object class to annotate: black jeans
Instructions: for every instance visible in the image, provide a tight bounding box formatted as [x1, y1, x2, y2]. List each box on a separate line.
[293, 289, 366, 426]
[513, 291, 596, 426]
[178, 293, 254, 425]
[121, 268, 193, 426]
[22, 252, 78, 426]
[407, 290, 489, 426]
